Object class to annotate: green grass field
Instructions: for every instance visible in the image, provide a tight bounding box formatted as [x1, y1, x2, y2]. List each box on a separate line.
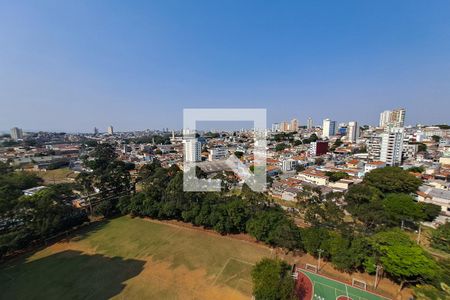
[299, 270, 389, 300]
[0, 216, 272, 300]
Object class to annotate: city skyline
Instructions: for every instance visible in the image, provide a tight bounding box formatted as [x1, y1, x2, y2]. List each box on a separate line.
[1, 1, 450, 131]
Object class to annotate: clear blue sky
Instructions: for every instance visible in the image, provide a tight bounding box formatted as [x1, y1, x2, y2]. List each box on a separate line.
[1, 0, 449, 132]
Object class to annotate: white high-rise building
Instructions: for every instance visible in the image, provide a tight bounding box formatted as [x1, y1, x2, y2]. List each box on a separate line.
[322, 118, 336, 139]
[380, 127, 404, 166]
[347, 121, 358, 142]
[379, 108, 406, 128]
[307, 117, 313, 130]
[390, 108, 406, 127]
[184, 139, 202, 162]
[107, 125, 114, 135]
[379, 110, 392, 128]
[271, 123, 280, 132]
[10, 127, 23, 141]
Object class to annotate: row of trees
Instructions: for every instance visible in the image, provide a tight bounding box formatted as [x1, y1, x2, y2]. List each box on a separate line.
[0, 163, 88, 258]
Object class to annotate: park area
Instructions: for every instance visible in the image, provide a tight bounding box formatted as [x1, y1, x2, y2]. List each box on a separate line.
[0, 216, 272, 299]
[296, 269, 389, 300]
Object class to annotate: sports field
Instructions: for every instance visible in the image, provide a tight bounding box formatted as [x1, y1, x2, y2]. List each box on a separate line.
[296, 269, 389, 300]
[0, 216, 272, 299]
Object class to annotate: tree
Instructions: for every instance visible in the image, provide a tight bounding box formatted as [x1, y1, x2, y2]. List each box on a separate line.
[0, 161, 12, 175]
[276, 143, 288, 152]
[301, 227, 331, 258]
[251, 258, 296, 300]
[344, 184, 387, 231]
[325, 171, 349, 182]
[431, 135, 441, 143]
[419, 202, 441, 222]
[315, 157, 324, 166]
[363, 167, 422, 194]
[431, 223, 450, 253]
[77, 143, 131, 217]
[295, 164, 305, 172]
[417, 143, 427, 152]
[408, 166, 425, 173]
[370, 229, 438, 289]
[383, 193, 425, 226]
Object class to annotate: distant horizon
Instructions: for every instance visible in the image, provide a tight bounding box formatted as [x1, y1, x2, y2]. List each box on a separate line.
[1, 118, 448, 135]
[2, 1, 450, 131]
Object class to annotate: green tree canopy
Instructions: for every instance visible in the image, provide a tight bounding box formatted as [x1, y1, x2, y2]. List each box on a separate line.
[363, 167, 422, 194]
[431, 223, 450, 253]
[370, 229, 438, 289]
[251, 258, 296, 300]
[383, 193, 425, 226]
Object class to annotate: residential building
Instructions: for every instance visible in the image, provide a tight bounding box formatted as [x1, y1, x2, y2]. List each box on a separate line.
[208, 147, 228, 161]
[290, 118, 299, 132]
[347, 121, 358, 142]
[379, 108, 406, 128]
[367, 135, 382, 160]
[379, 110, 391, 128]
[307, 117, 313, 130]
[282, 159, 296, 172]
[418, 185, 450, 216]
[390, 108, 406, 127]
[322, 118, 336, 139]
[10, 127, 23, 141]
[402, 143, 419, 160]
[184, 139, 202, 162]
[380, 127, 404, 166]
[280, 122, 290, 132]
[296, 169, 329, 186]
[107, 125, 114, 135]
[309, 141, 328, 156]
[364, 161, 386, 173]
[271, 123, 280, 132]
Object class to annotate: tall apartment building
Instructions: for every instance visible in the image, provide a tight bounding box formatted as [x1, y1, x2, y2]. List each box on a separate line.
[367, 135, 382, 160]
[380, 127, 404, 166]
[290, 118, 299, 132]
[322, 118, 336, 139]
[347, 121, 358, 142]
[307, 117, 313, 130]
[271, 123, 280, 132]
[390, 108, 406, 127]
[279, 122, 290, 132]
[107, 125, 114, 135]
[379, 110, 391, 128]
[379, 108, 406, 128]
[184, 139, 202, 162]
[10, 127, 23, 141]
[309, 141, 329, 156]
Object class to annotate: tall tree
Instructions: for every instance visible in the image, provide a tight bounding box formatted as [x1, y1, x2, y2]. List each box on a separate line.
[363, 167, 422, 194]
[251, 258, 296, 300]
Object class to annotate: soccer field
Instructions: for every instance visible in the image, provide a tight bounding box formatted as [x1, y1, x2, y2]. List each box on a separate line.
[0, 216, 272, 300]
[297, 269, 389, 300]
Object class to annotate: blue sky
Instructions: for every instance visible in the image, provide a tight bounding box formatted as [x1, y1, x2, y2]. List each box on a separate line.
[1, 0, 449, 132]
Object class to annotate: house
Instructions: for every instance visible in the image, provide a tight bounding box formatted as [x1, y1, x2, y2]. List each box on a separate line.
[417, 185, 450, 216]
[282, 187, 300, 201]
[346, 159, 363, 169]
[364, 161, 386, 174]
[296, 169, 329, 186]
